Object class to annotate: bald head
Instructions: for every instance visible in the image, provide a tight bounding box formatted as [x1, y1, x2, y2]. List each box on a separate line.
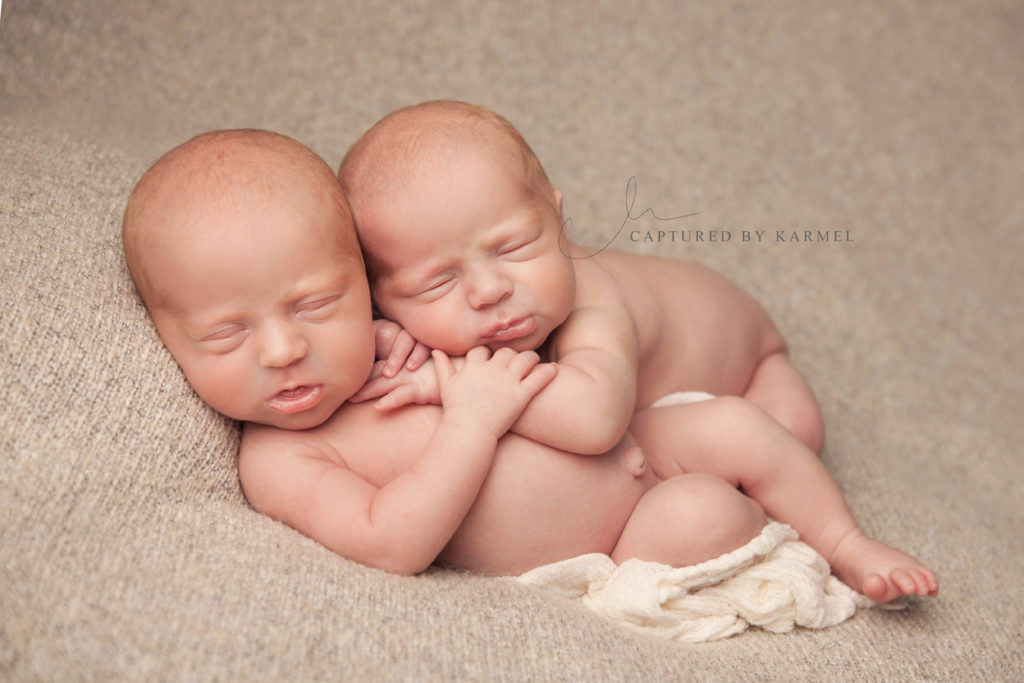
[338, 100, 555, 227]
[123, 129, 358, 307]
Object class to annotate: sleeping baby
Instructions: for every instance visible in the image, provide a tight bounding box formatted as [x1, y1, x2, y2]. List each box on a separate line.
[339, 100, 937, 602]
[121, 123, 936, 604]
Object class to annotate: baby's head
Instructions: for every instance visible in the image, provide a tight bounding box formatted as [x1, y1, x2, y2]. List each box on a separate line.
[123, 129, 375, 429]
[339, 100, 576, 355]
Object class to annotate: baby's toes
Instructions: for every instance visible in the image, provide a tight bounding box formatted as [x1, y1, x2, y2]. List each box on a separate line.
[890, 569, 921, 596]
[914, 567, 939, 597]
[860, 573, 891, 602]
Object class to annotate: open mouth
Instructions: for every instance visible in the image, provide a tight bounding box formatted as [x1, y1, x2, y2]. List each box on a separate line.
[267, 385, 323, 414]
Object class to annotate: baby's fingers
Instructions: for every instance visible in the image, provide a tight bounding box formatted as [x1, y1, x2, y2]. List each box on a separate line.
[506, 349, 541, 377]
[373, 386, 419, 412]
[383, 329, 417, 377]
[405, 341, 432, 371]
[348, 361, 390, 402]
[431, 349, 457, 385]
[520, 362, 558, 395]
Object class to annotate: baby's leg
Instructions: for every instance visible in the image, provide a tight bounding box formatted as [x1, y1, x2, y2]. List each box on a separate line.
[744, 350, 825, 454]
[611, 473, 767, 567]
[630, 398, 938, 602]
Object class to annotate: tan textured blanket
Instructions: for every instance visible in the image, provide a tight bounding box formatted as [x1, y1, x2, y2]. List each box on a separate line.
[4, 1, 1022, 679]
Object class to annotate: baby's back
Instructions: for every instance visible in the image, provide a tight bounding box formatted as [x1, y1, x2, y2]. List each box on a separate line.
[592, 250, 786, 407]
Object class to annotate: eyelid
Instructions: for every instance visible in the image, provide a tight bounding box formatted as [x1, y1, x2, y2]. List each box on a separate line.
[500, 234, 539, 254]
[199, 324, 249, 353]
[297, 293, 342, 311]
[202, 323, 246, 342]
[295, 293, 344, 322]
[411, 273, 456, 299]
[406, 270, 451, 292]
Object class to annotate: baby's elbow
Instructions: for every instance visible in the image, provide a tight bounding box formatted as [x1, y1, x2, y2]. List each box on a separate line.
[316, 522, 437, 576]
[371, 555, 431, 576]
[349, 541, 434, 575]
[575, 413, 631, 455]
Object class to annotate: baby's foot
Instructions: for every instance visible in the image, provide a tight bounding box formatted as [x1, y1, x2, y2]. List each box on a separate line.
[829, 529, 939, 603]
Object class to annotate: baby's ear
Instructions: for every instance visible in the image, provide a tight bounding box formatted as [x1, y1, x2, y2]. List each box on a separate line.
[552, 188, 563, 214]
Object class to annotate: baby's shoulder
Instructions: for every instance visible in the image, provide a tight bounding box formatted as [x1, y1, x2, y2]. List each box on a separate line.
[239, 421, 336, 474]
[242, 403, 440, 475]
[597, 248, 693, 275]
[597, 249, 731, 291]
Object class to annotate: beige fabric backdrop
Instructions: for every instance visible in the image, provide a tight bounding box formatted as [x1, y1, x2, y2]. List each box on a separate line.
[2, 1, 1021, 679]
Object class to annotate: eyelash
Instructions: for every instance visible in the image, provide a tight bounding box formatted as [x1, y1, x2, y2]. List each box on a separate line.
[408, 233, 541, 297]
[500, 233, 541, 256]
[417, 276, 455, 297]
[297, 295, 341, 315]
[203, 325, 245, 342]
[200, 294, 342, 342]
[201, 326, 248, 354]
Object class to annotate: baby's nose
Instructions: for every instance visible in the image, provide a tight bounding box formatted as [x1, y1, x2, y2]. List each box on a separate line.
[258, 322, 308, 368]
[465, 265, 512, 309]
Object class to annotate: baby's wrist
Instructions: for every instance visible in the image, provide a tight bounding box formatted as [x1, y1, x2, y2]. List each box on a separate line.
[439, 411, 502, 444]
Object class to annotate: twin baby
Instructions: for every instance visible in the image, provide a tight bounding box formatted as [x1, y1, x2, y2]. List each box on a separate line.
[122, 100, 937, 603]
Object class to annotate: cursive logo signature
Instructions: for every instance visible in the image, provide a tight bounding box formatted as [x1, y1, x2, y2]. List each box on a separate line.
[560, 176, 701, 258]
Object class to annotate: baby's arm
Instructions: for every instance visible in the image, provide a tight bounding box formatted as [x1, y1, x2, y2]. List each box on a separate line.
[354, 263, 639, 455]
[507, 276, 639, 454]
[483, 255, 638, 453]
[238, 347, 556, 575]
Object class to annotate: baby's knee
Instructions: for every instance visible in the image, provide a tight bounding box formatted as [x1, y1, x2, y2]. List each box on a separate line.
[611, 473, 766, 567]
[788, 401, 825, 455]
[705, 395, 823, 457]
[691, 474, 767, 550]
[745, 352, 827, 454]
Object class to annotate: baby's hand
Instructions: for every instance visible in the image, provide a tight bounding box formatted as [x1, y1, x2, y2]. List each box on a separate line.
[348, 357, 441, 411]
[373, 319, 432, 378]
[433, 347, 558, 439]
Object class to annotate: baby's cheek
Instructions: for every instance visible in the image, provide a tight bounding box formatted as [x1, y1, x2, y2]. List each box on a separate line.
[192, 359, 252, 417]
[398, 305, 454, 349]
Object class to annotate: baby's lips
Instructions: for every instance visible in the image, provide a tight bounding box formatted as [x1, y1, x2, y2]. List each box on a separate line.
[267, 385, 323, 414]
[481, 316, 536, 343]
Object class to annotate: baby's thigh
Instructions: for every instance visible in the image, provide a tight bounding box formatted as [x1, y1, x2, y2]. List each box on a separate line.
[629, 396, 772, 482]
[610, 473, 766, 568]
[743, 351, 825, 454]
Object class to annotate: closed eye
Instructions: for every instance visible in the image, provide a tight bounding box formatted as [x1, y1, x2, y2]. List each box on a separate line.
[499, 235, 540, 258]
[415, 274, 457, 300]
[296, 294, 342, 320]
[201, 324, 248, 352]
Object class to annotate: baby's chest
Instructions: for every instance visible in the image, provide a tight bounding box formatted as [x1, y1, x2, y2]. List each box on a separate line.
[323, 402, 443, 487]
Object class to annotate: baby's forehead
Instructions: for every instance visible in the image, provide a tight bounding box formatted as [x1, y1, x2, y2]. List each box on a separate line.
[154, 138, 342, 222]
[360, 117, 530, 201]
[169, 139, 314, 199]
[405, 111, 521, 166]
